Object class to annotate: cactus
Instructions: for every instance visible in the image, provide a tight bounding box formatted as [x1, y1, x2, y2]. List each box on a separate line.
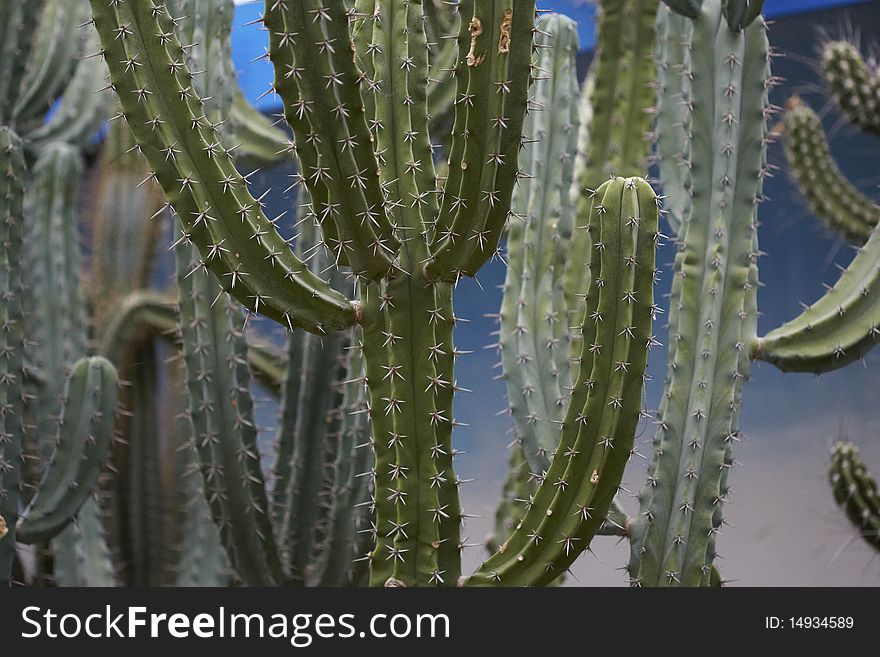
[829, 441, 880, 552]
[499, 13, 579, 476]
[822, 40, 880, 137]
[470, 176, 659, 586]
[781, 98, 879, 244]
[628, 0, 768, 586]
[563, 0, 658, 340]
[17, 357, 119, 544]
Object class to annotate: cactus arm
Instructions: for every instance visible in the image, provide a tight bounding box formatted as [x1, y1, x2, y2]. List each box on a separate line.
[653, 6, 692, 236]
[21, 142, 89, 478]
[721, 0, 763, 30]
[17, 357, 118, 544]
[369, 0, 439, 259]
[12, 0, 89, 125]
[25, 23, 113, 150]
[89, 0, 356, 333]
[754, 225, 880, 372]
[51, 497, 116, 587]
[830, 442, 880, 552]
[175, 239, 284, 586]
[0, 0, 44, 123]
[0, 128, 26, 585]
[822, 41, 880, 137]
[468, 177, 658, 586]
[563, 0, 658, 340]
[425, 0, 536, 280]
[262, 0, 400, 277]
[781, 98, 879, 244]
[628, 2, 767, 586]
[499, 14, 578, 474]
[229, 87, 289, 166]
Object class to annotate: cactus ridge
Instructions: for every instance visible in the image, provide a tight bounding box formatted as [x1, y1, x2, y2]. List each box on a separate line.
[782, 98, 880, 244]
[0, 127, 26, 584]
[629, 0, 768, 586]
[830, 441, 880, 552]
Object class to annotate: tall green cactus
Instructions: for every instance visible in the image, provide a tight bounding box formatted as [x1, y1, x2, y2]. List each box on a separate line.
[829, 441, 880, 553]
[629, 0, 768, 586]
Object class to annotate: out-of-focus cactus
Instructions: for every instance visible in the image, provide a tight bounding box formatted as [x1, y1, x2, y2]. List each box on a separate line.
[822, 40, 880, 137]
[830, 441, 880, 553]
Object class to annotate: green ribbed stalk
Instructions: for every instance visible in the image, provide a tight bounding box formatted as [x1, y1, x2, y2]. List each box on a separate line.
[628, 0, 768, 586]
[470, 177, 658, 586]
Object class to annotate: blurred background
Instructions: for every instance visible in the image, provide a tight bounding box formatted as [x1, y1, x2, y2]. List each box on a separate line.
[223, 0, 880, 585]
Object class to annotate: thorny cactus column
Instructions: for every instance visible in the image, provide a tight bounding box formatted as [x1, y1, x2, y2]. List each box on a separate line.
[628, 0, 769, 586]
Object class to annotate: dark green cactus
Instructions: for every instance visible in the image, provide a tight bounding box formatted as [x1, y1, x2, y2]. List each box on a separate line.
[830, 441, 880, 552]
[17, 357, 119, 544]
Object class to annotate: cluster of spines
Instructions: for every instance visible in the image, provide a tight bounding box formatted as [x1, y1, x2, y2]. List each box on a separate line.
[629, 0, 770, 586]
[829, 441, 880, 552]
[822, 40, 880, 137]
[781, 97, 879, 244]
[469, 176, 659, 586]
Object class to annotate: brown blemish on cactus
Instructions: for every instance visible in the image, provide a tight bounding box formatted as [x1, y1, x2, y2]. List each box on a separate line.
[590, 469, 600, 485]
[0, 515, 7, 540]
[498, 9, 513, 54]
[467, 17, 485, 67]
